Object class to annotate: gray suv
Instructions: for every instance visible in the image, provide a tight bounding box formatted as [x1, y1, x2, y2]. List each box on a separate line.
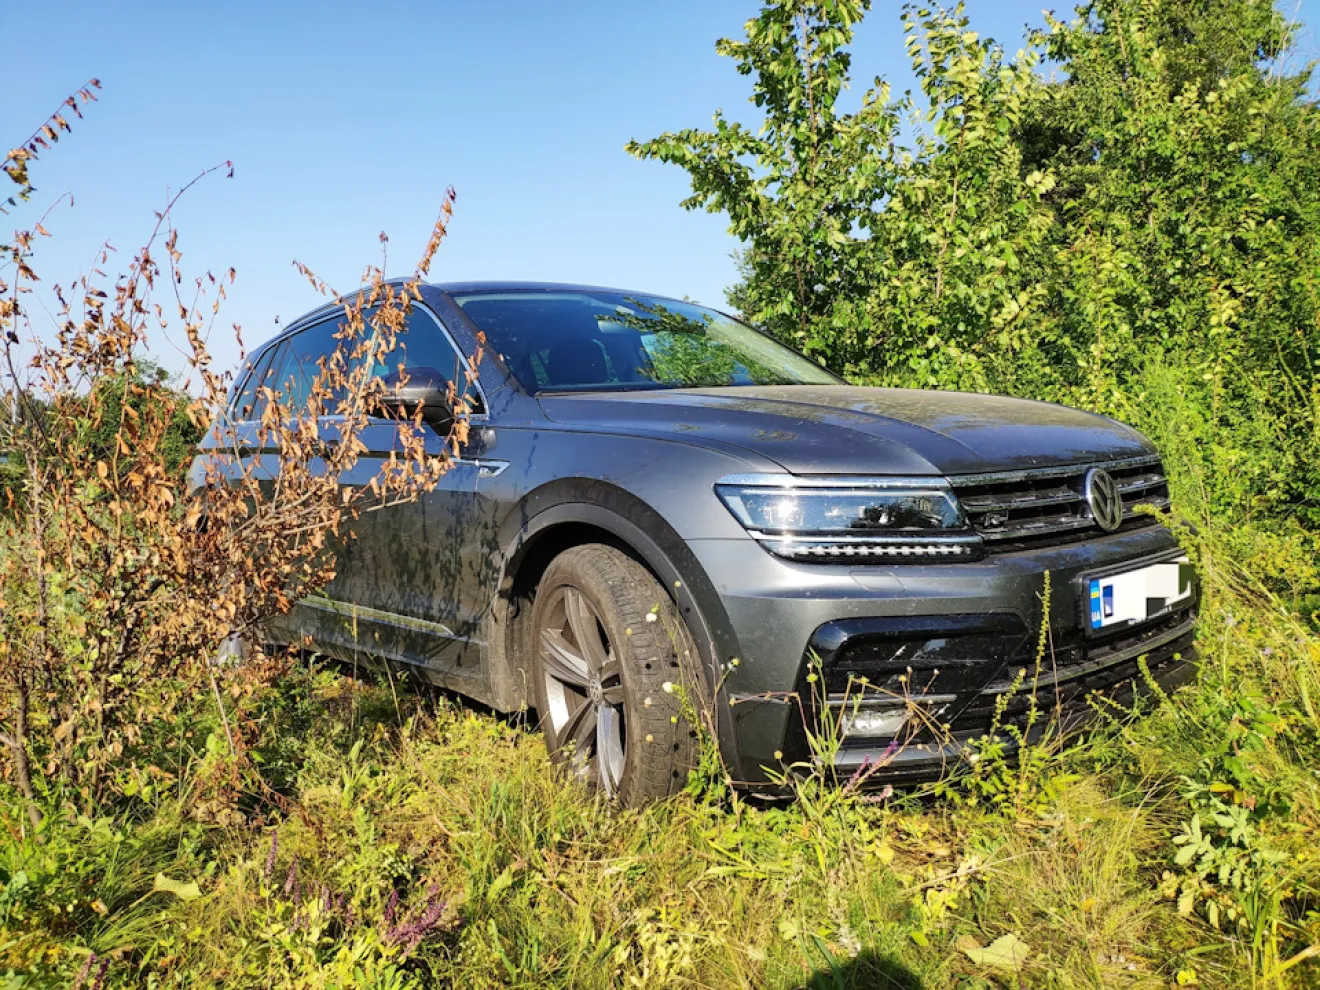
[196, 282, 1197, 804]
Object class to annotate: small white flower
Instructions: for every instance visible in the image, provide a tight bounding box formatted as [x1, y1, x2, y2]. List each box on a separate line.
[661, 681, 674, 694]
[837, 922, 862, 956]
[645, 612, 658, 623]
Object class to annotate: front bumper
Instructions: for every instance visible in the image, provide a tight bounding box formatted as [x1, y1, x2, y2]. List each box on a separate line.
[686, 522, 1198, 786]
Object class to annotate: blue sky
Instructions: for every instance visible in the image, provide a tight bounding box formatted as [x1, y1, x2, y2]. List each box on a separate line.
[6, 0, 1316, 382]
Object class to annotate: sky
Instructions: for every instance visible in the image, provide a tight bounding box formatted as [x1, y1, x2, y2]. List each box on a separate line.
[6, 0, 1317, 384]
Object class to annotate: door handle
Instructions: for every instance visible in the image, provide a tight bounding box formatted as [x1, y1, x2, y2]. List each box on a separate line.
[455, 458, 509, 478]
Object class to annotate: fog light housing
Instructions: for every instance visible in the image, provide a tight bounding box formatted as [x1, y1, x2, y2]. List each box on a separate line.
[839, 707, 907, 738]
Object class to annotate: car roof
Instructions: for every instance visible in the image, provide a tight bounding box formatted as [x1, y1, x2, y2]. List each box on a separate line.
[428, 280, 667, 297]
[258, 280, 701, 352]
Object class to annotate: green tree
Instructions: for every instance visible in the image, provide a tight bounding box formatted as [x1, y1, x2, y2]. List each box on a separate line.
[628, 0, 905, 374]
[72, 361, 203, 480]
[629, 3, 1051, 386]
[1024, 0, 1320, 521]
[630, 0, 1320, 527]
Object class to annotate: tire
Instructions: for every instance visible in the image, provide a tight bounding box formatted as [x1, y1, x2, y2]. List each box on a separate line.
[211, 629, 254, 667]
[211, 624, 274, 667]
[529, 544, 698, 806]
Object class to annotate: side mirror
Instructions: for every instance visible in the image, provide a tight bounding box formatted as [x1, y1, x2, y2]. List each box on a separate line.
[374, 366, 454, 429]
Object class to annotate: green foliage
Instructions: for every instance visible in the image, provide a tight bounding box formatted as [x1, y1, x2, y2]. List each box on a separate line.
[629, 8, 1320, 978]
[630, 0, 905, 372]
[0, 573, 1316, 989]
[936, 573, 1084, 819]
[72, 363, 203, 481]
[631, 0, 1320, 532]
[1165, 793, 1287, 934]
[629, 1, 1052, 386]
[1, 362, 204, 514]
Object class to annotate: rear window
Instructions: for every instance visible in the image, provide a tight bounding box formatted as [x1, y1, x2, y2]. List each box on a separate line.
[230, 345, 281, 421]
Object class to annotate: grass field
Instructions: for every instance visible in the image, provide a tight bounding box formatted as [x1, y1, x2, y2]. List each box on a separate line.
[3, 506, 1318, 989]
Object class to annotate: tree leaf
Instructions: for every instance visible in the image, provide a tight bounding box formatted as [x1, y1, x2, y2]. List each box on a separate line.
[963, 932, 1031, 972]
[487, 864, 516, 902]
[152, 873, 202, 901]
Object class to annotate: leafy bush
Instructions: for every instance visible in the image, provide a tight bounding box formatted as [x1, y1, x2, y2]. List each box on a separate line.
[630, 0, 1320, 535]
[0, 95, 478, 834]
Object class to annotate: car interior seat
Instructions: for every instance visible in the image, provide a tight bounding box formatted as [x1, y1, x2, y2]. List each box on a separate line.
[545, 328, 611, 387]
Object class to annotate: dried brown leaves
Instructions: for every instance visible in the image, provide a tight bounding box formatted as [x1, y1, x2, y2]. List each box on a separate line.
[1, 144, 474, 818]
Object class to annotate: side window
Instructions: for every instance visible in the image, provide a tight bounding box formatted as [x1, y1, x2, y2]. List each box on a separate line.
[366, 305, 484, 413]
[252, 343, 289, 421]
[232, 345, 279, 421]
[269, 318, 360, 413]
[229, 353, 261, 419]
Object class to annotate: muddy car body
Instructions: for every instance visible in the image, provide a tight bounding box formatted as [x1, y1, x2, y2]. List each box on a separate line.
[192, 282, 1197, 803]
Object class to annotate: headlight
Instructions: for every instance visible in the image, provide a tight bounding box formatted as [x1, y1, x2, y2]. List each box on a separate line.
[715, 477, 982, 562]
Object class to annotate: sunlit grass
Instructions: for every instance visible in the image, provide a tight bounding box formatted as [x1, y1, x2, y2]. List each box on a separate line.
[2, 517, 1317, 989]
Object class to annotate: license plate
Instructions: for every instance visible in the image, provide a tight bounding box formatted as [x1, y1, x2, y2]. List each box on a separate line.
[1087, 556, 1194, 632]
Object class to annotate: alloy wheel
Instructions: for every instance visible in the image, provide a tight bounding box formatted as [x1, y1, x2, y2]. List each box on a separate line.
[537, 585, 627, 796]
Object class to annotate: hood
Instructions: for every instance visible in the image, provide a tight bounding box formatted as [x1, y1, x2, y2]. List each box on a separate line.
[538, 385, 1155, 476]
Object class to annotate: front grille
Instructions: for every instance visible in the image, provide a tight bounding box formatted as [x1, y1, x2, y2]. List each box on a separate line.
[787, 602, 1198, 781]
[950, 455, 1170, 552]
[950, 609, 1196, 738]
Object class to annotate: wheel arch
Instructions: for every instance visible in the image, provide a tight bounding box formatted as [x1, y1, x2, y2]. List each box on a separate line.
[483, 479, 741, 772]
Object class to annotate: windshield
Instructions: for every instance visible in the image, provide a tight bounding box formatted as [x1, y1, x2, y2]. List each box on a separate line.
[452, 290, 839, 393]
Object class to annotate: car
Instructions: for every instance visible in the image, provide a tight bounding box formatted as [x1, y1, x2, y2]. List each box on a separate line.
[192, 281, 1198, 805]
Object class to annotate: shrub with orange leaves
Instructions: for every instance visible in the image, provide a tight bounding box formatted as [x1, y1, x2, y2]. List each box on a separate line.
[0, 95, 477, 831]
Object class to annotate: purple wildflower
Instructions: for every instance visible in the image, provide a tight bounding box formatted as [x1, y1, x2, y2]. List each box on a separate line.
[383, 885, 448, 958]
[264, 831, 278, 879]
[72, 954, 96, 990]
[844, 755, 873, 791]
[283, 855, 299, 898]
[383, 888, 399, 926]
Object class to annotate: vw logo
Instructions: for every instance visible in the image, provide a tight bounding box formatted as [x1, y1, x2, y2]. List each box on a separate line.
[1084, 468, 1124, 532]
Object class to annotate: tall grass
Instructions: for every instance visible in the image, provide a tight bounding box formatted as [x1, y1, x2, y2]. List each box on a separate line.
[4, 511, 1317, 990]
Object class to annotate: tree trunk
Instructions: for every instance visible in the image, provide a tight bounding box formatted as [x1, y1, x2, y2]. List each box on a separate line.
[2, 677, 43, 833]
